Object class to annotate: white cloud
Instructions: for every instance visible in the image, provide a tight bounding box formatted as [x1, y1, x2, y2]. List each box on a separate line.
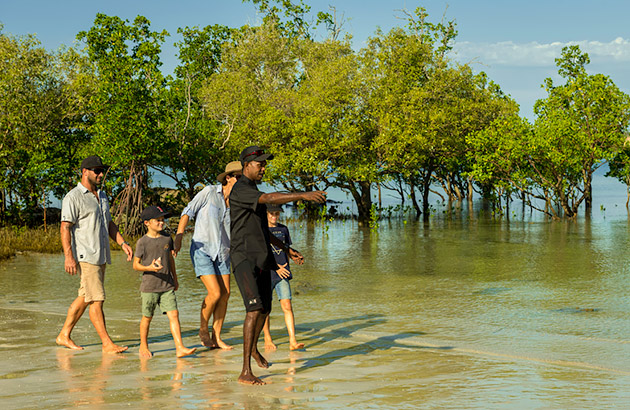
[453, 37, 630, 67]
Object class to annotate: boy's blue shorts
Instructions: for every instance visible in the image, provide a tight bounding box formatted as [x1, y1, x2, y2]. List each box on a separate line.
[272, 279, 292, 300]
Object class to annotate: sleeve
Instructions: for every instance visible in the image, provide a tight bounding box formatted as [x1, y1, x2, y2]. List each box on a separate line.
[168, 236, 174, 251]
[284, 226, 292, 247]
[134, 238, 145, 262]
[101, 193, 112, 225]
[230, 183, 262, 212]
[60, 193, 78, 224]
[181, 186, 210, 219]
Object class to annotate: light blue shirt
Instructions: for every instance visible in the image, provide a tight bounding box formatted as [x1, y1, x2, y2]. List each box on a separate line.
[182, 184, 230, 262]
[60, 182, 112, 265]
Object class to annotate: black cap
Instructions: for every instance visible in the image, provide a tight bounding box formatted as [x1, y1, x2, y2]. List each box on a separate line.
[141, 205, 170, 221]
[267, 204, 283, 213]
[81, 155, 110, 170]
[239, 145, 274, 165]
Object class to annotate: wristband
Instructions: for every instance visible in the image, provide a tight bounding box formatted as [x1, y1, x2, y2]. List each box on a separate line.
[122, 241, 130, 247]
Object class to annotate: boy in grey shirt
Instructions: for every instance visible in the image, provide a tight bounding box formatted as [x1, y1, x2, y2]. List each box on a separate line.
[133, 205, 196, 358]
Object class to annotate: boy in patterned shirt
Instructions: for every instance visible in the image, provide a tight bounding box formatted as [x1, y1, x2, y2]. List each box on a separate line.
[262, 204, 305, 351]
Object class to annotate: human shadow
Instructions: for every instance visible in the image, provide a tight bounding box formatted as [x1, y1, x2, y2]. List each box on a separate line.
[293, 314, 387, 350]
[296, 331, 453, 373]
[115, 319, 243, 349]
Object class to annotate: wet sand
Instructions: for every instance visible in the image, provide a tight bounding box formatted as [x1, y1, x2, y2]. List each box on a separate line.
[3, 218, 630, 409]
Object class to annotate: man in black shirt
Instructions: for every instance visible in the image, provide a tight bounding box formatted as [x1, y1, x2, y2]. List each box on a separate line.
[230, 145, 326, 385]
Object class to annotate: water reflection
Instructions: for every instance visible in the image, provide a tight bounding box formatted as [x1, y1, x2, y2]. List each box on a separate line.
[55, 349, 126, 408]
[4, 203, 630, 407]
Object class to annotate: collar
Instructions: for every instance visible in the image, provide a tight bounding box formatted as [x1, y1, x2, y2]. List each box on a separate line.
[240, 175, 258, 186]
[77, 182, 90, 193]
[77, 182, 100, 196]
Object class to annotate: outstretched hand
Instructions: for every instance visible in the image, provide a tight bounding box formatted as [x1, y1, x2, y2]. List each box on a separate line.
[288, 248, 304, 265]
[302, 191, 327, 203]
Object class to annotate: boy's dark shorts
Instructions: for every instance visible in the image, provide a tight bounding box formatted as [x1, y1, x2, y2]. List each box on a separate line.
[233, 259, 272, 314]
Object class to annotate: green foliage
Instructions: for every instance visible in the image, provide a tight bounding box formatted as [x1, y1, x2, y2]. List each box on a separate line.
[244, 0, 332, 39]
[366, 8, 516, 220]
[2, 6, 630, 231]
[77, 14, 167, 167]
[0, 225, 62, 260]
[157, 24, 240, 200]
[469, 46, 630, 218]
[369, 203, 379, 231]
[77, 14, 168, 234]
[0, 30, 91, 225]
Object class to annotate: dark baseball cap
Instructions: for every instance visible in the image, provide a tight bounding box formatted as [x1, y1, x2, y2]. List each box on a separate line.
[267, 204, 283, 213]
[81, 155, 110, 170]
[239, 145, 274, 164]
[141, 205, 170, 221]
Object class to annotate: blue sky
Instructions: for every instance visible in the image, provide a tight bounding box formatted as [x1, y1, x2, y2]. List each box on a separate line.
[2, 0, 630, 119]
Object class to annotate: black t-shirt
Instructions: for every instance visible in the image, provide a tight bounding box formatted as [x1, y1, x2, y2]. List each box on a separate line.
[134, 233, 176, 293]
[229, 175, 278, 271]
[269, 223, 292, 283]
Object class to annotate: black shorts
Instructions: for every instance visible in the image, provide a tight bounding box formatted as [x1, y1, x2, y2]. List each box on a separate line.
[233, 259, 272, 314]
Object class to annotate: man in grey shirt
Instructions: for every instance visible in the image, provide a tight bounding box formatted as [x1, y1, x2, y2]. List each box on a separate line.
[56, 155, 133, 353]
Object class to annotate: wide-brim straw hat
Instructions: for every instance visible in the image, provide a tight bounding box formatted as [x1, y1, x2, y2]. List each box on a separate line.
[217, 161, 243, 184]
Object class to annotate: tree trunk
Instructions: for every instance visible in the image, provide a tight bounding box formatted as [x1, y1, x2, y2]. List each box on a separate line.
[584, 172, 593, 216]
[348, 181, 372, 226]
[409, 182, 421, 220]
[421, 166, 435, 222]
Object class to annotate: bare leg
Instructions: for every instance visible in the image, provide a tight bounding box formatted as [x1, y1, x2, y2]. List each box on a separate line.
[139, 316, 153, 358]
[262, 315, 277, 351]
[56, 296, 89, 350]
[251, 311, 269, 369]
[166, 310, 197, 358]
[199, 275, 222, 348]
[88, 301, 128, 353]
[280, 299, 304, 350]
[238, 310, 266, 385]
[211, 274, 232, 350]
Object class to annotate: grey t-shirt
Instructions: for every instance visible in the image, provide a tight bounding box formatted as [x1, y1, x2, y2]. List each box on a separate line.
[134, 233, 176, 293]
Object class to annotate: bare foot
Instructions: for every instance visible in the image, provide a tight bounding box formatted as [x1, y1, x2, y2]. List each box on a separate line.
[199, 329, 214, 348]
[252, 350, 269, 369]
[139, 345, 153, 358]
[215, 339, 233, 350]
[238, 373, 266, 385]
[289, 342, 305, 351]
[176, 346, 197, 358]
[56, 334, 84, 350]
[212, 331, 233, 350]
[264, 340, 277, 351]
[102, 343, 128, 354]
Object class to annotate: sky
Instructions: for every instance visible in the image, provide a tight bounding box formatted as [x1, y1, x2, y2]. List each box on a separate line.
[2, 0, 630, 119]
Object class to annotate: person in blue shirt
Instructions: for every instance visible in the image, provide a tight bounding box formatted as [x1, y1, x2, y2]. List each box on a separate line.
[174, 161, 242, 350]
[262, 204, 305, 351]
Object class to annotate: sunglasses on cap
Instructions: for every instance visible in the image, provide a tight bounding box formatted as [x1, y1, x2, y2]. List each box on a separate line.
[242, 150, 264, 160]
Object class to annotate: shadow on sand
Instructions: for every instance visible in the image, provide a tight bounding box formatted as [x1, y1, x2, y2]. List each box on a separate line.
[284, 314, 453, 372]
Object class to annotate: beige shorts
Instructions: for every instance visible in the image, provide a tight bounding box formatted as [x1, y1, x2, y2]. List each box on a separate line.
[78, 262, 106, 303]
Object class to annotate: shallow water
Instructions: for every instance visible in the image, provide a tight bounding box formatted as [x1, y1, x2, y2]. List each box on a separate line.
[3, 198, 630, 408]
